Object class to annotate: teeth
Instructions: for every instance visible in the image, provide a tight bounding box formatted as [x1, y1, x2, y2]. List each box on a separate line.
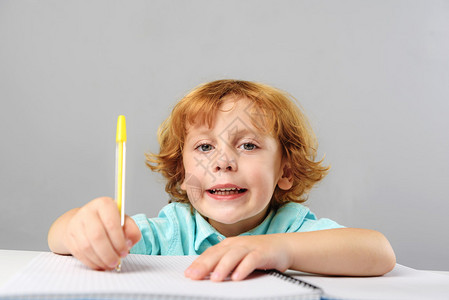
[212, 188, 238, 192]
[209, 188, 246, 195]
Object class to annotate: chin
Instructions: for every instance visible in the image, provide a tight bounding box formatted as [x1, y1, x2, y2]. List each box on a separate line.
[209, 215, 240, 224]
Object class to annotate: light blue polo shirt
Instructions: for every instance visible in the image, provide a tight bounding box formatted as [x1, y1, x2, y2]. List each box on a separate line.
[130, 202, 343, 255]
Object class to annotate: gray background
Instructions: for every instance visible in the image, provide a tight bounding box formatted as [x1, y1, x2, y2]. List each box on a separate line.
[1, 0, 448, 270]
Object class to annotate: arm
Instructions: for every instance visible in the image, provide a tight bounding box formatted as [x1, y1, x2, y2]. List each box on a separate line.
[185, 228, 396, 281]
[286, 228, 396, 276]
[47, 197, 141, 270]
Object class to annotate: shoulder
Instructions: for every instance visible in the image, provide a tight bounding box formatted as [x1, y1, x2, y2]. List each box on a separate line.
[270, 202, 344, 232]
[275, 202, 315, 220]
[158, 202, 193, 218]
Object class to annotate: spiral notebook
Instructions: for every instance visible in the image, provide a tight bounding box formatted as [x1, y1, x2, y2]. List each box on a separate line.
[0, 253, 323, 300]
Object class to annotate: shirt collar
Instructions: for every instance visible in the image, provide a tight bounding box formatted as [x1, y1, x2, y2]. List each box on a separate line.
[193, 210, 223, 251]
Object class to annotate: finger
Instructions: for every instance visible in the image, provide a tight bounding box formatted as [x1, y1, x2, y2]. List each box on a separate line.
[96, 200, 128, 257]
[210, 248, 248, 282]
[71, 233, 108, 270]
[185, 246, 225, 280]
[123, 215, 141, 248]
[85, 210, 122, 269]
[231, 251, 265, 281]
[64, 221, 108, 270]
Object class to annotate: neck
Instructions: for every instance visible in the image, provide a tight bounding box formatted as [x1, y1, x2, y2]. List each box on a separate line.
[208, 207, 270, 237]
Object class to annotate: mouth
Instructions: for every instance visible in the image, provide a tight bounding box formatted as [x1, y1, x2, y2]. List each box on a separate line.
[207, 187, 248, 196]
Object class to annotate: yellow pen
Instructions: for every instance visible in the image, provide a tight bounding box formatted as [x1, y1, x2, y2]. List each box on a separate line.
[115, 115, 126, 272]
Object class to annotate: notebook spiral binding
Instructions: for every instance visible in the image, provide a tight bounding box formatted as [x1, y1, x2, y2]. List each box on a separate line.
[265, 269, 324, 294]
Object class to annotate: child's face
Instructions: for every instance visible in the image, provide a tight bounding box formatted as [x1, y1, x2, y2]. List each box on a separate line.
[181, 97, 292, 236]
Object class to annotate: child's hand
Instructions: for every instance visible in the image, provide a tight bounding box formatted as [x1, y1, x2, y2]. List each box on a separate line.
[61, 197, 141, 271]
[184, 234, 292, 281]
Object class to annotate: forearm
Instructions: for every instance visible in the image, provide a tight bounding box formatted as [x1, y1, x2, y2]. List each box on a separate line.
[47, 208, 80, 255]
[284, 228, 396, 276]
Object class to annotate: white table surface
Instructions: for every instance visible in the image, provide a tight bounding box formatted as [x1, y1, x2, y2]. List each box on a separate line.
[0, 249, 42, 286]
[1, 249, 448, 292]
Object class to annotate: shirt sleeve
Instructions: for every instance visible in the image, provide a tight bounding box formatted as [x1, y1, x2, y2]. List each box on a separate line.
[130, 203, 193, 255]
[130, 213, 160, 255]
[130, 205, 181, 255]
[299, 210, 345, 232]
[270, 202, 345, 233]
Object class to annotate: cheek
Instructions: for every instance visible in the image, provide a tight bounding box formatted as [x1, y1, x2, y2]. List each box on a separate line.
[183, 152, 204, 173]
[182, 155, 204, 189]
[244, 160, 279, 189]
[183, 153, 198, 177]
[185, 153, 219, 185]
[181, 154, 207, 200]
[186, 186, 203, 204]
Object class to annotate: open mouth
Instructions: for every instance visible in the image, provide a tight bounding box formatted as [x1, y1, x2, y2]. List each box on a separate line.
[208, 188, 247, 196]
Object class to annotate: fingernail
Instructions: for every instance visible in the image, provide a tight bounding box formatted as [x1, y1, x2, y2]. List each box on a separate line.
[185, 268, 198, 278]
[211, 272, 221, 281]
[109, 260, 119, 268]
[232, 271, 240, 281]
[126, 240, 133, 249]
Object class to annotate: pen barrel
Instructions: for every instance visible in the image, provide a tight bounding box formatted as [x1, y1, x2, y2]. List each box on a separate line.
[115, 141, 126, 227]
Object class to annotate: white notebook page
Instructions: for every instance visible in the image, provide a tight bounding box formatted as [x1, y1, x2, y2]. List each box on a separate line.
[0, 252, 320, 300]
[292, 265, 449, 300]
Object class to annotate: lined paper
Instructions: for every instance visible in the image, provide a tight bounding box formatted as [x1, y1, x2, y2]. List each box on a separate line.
[0, 253, 320, 300]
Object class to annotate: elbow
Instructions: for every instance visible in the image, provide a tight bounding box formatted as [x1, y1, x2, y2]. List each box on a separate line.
[380, 240, 396, 275]
[345, 228, 396, 276]
[369, 230, 396, 276]
[374, 249, 396, 276]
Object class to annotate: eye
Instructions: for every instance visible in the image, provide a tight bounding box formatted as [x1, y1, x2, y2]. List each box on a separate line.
[239, 143, 257, 151]
[196, 143, 214, 152]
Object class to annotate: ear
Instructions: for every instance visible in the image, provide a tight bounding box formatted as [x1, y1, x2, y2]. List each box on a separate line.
[277, 162, 293, 190]
[180, 179, 186, 191]
[180, 173, 189, 191]
[180, 172, 188, 191]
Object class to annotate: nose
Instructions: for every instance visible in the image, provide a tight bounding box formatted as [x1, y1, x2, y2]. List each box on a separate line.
[213, 150, 237, 172]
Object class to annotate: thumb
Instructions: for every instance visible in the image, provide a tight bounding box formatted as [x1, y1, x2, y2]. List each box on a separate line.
[123, 215, 141, 247]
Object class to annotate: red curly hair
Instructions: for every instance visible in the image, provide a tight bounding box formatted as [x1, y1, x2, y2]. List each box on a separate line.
[146, 79, 329, 209]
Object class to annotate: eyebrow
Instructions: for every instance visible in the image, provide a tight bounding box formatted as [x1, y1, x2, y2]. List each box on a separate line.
[185, 126, 261, 143]
[220, 126, 260, 141]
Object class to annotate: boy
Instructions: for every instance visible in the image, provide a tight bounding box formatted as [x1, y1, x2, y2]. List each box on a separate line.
[48, 80, 396, 281]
